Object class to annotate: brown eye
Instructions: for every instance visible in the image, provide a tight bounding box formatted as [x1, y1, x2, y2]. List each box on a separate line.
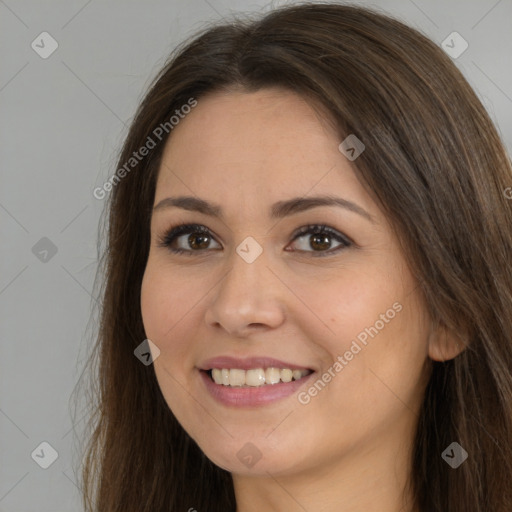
[157, 224, 221, 255]
[157, 223, 352, 257]
[288, 224, 352, 256]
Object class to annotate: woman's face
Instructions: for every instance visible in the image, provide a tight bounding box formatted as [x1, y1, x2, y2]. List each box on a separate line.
[141, 88, 434, 477]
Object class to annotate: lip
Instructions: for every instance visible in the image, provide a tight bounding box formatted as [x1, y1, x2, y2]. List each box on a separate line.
[198, 356, 314, 372]
[199, 369, 315, 407]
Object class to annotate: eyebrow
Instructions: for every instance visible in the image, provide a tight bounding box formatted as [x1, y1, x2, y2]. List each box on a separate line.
[152, 195, 374, 223]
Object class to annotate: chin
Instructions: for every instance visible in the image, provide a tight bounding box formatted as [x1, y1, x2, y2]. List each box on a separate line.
[193, 432, 306, 477]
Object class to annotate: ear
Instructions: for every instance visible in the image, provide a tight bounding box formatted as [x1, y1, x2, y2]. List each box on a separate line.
[428, 321, 466, 362]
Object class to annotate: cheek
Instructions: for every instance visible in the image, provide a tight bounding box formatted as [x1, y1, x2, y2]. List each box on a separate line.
[140, 262, 196, 362]
[319, 257, 422, 347]
[140, 263, 200, 418]
[305, 263, 429, 406]
[299, 263, 399, 349]
[140, 265, 167, 341]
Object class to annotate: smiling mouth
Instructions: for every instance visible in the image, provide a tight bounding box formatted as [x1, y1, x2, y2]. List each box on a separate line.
[205, 367, 313, 387]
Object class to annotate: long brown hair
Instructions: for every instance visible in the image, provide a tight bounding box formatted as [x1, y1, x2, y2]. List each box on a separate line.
[75, 3, 512, 511]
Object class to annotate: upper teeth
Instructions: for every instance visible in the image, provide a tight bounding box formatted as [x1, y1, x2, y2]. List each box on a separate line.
[210, 368, 310, 387]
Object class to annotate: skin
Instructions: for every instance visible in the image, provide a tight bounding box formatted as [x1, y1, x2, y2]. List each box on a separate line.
[140, 88, 462, 512]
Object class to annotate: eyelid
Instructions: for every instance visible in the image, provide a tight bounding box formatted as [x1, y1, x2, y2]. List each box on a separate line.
[290, 224, 354, 246]
[156, 223, 220, 252]
[157, 222, 354, 256]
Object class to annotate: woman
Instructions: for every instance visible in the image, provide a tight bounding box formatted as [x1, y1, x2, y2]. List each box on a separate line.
[78, 3, 512, 511]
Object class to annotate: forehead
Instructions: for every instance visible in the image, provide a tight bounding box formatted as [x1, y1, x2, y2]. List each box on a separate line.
[155, 88, 375, 220]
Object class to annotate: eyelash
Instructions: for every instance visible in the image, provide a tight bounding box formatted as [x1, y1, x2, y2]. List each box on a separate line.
[156, 223, 353, 257]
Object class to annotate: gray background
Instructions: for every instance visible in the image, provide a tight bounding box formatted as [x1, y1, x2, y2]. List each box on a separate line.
[1, 0, 511, 510]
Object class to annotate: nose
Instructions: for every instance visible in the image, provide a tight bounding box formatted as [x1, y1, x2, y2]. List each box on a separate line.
[204, 245, 286, 338]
